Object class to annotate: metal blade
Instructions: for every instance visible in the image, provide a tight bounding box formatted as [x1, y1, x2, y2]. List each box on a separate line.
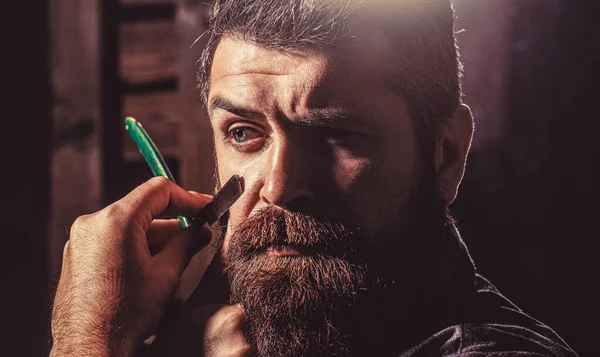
[193, 175, 243, 226]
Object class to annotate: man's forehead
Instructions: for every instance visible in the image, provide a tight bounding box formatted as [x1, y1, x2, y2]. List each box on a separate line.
[210, 31, 393, 86]
[210, 37, 330, 82]
[209, 37, 342, 117]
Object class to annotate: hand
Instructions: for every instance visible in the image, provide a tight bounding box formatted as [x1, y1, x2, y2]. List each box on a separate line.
[199, 304, 254, 357]
[145, 304, 254, 357]
[50, 177, 213, 357]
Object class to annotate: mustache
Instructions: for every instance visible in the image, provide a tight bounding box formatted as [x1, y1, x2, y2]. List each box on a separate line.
[224, 206, 363, 260]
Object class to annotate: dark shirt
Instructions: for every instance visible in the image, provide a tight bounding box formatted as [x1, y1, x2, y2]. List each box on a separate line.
[400, 274, 577, 356]
[397, 224, 577, 356]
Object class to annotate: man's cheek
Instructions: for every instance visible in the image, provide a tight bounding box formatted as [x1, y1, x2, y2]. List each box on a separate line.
[331, 149, 373, 194]
[331, 154, 405, 234]
[221, 198, 248, 256]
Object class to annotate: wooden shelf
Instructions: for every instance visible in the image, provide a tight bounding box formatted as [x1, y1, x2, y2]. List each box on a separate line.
[120, 20, 178, 83]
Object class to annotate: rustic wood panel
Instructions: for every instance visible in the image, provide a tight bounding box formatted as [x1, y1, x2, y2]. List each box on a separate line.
[177, 0, 213, 193]
[120, 20, 179, 83]
[49, 0, 102, 276]
[123, 92, 181, 160]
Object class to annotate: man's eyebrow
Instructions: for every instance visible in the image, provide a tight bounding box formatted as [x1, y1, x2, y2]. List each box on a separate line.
[208, 96, 263, 118]
[294, 108, 375, 131]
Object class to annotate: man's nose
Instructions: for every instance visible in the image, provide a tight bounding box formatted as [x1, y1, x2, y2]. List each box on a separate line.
[259, 136, 317, 211]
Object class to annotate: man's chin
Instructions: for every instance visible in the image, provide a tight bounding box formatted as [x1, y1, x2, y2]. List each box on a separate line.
[226, 253, 369, 357]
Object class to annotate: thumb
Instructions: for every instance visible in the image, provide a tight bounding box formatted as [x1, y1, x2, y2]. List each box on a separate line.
[154, 223, 213, 280]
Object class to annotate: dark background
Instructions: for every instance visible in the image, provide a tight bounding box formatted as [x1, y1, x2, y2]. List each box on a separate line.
[1, 0, 598, 356]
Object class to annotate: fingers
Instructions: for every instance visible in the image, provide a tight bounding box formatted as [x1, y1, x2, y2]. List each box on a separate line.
[147, 219, 182, 248]
[189, 191, 213, 201]
[122, 177, 212, 225]
[153, 222, 213, 278]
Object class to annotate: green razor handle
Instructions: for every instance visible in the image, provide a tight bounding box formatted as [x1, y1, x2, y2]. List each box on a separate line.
[125, 116, 191, 228]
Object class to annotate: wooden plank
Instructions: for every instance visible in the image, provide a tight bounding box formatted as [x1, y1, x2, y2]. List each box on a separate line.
[177, 0, 213, 193]
[120, 20, 178, 83]
[49, 0, 102, 276]
[174, 0, 216, 303]
[122, 92, 181, 160]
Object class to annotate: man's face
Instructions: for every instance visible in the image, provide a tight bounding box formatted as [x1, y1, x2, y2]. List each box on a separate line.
[209, 36, 420, 250]
[207, 36, 444, 356]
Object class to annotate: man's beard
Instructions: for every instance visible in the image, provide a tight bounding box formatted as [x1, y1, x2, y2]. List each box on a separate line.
[222, 167, 448, 357]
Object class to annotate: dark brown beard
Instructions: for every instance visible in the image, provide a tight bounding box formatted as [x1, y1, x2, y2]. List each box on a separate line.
[222, 168, 448, 356]
[223, 207, 372, 357]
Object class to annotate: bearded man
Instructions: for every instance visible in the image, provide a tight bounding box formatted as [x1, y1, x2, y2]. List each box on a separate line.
[50, 0, 578, 356]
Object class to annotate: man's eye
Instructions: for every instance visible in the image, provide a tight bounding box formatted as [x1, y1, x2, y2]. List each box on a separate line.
[232, 128, 247, 142]
[226, 126, 263, 146]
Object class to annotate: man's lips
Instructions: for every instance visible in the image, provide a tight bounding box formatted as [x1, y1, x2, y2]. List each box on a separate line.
[266, 244, 308, 257]
[250, 240, 349, 258]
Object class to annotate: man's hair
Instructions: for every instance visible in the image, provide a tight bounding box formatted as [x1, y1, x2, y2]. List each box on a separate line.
[197, 0, 462, 150]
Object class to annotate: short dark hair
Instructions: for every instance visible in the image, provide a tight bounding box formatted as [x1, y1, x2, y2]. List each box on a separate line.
[198, 0, 462, 149]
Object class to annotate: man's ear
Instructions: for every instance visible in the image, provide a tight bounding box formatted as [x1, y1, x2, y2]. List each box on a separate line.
[434, 104, 474, 205]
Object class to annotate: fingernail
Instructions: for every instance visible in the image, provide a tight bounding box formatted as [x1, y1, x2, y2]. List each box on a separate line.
[189, 191, 213, 200]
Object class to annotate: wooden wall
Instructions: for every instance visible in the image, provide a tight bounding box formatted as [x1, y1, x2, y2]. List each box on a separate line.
[49, 0, 215, 280]
[115, 0, 214, 198]
[49, 0, 102, 277]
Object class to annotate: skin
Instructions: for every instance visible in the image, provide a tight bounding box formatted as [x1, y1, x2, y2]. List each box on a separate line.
[50, 34, 473, 357]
